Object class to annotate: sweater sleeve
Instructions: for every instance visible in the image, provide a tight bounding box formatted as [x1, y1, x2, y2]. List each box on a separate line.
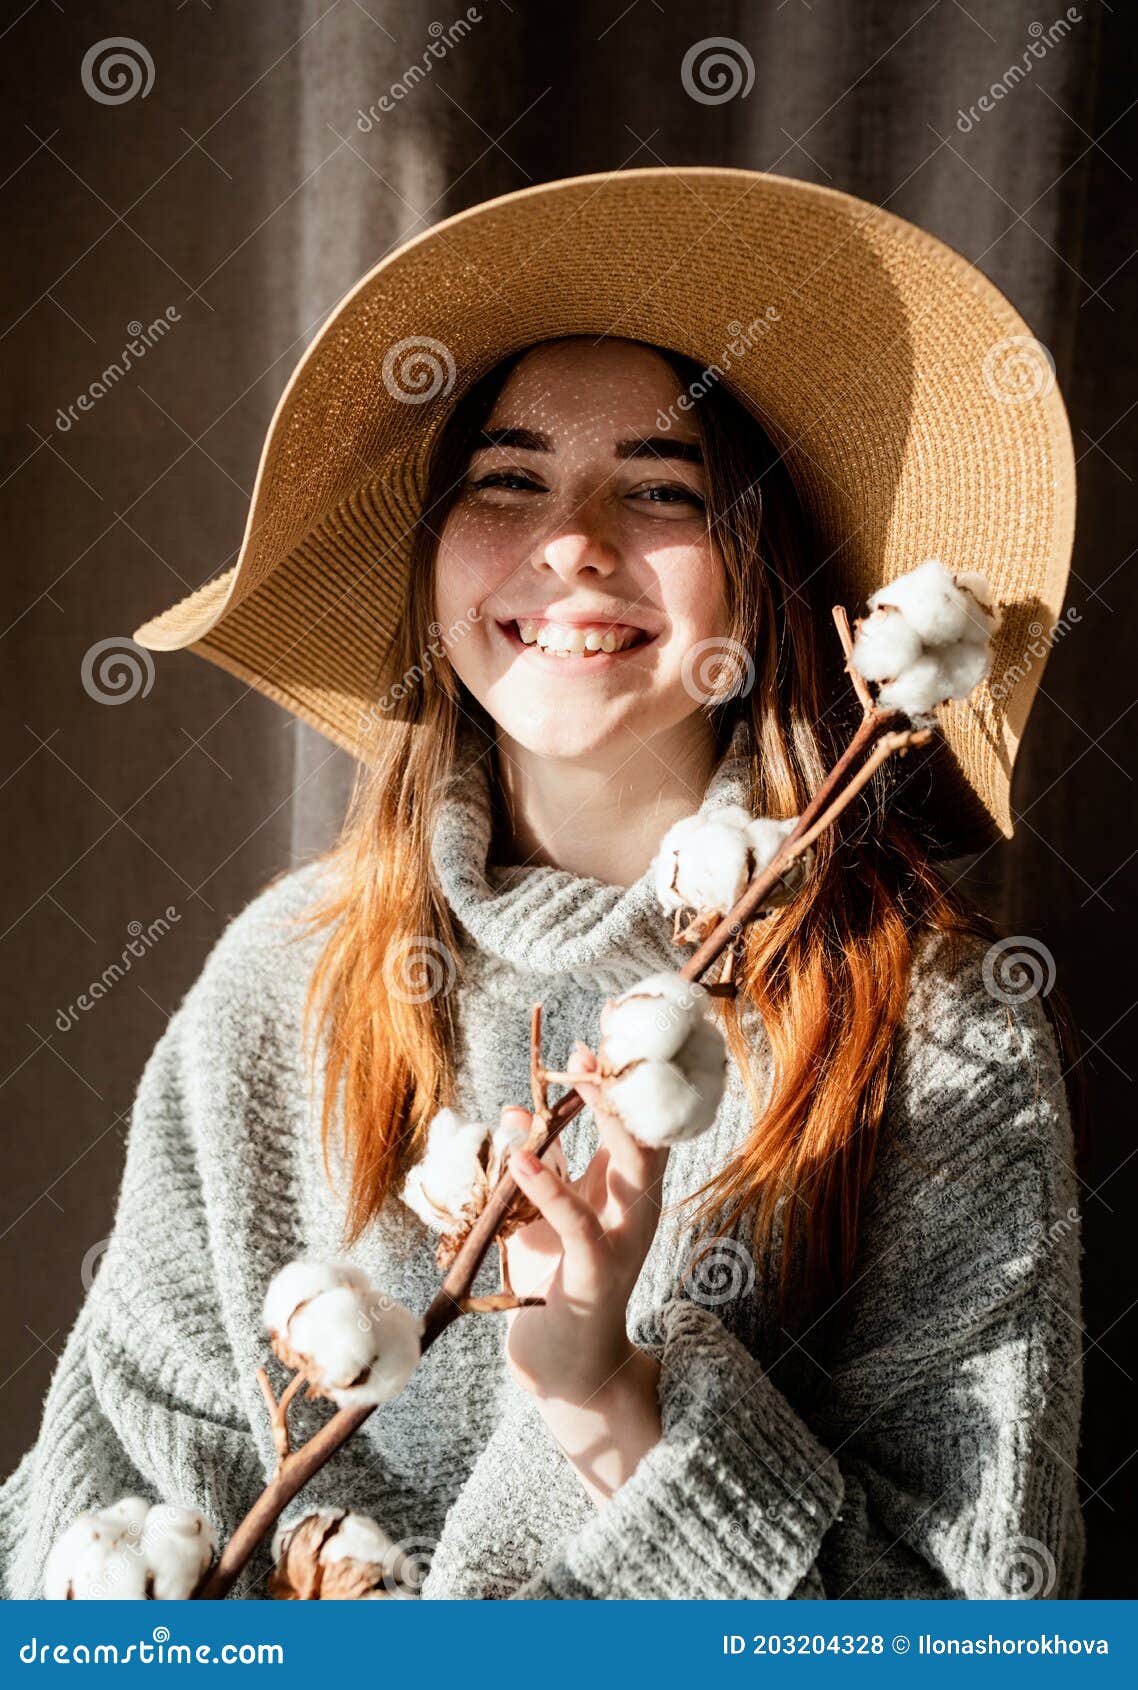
[0, 995, 274, 1600]
[432, 937, 1085, 1600]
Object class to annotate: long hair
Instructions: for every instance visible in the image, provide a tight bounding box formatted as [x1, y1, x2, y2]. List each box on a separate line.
[274, 339, 1078, 1322]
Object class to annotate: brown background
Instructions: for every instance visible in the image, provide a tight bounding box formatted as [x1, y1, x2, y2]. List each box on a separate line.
[1, 0, 1133, 1596]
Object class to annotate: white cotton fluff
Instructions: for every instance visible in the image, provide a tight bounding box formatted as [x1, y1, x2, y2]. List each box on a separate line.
[847, 606, 924, 682]
[325, 1290, 423, 1407]
[400, 1107, 490, 1232]
[654, 806, 811, 928]
[867, 558, 999, 646]
[263, 1260, 423, 1407]
[319, 1512, 397, 1566]
[44, 1498, 214, 1600]
[875, 640, 993, 721]
[262, 1259, 369, 1341]
[598, 972, 706, 1072]
[138, 1505, 218, 1600]
[487, 1115, 529, 1181]
[653, 808, 755, 917]
[851, 560, 1000, 723]
[597, 975, 727, 1148]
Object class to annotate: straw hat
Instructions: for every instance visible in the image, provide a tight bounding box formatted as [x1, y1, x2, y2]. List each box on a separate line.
[133, 166, 1075, 851]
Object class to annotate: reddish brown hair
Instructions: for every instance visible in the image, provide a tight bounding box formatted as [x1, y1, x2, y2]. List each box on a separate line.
[274, 341, 1072, 1320]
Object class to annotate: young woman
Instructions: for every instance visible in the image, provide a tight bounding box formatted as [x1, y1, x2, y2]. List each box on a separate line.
[0, 169, 1084, 1600]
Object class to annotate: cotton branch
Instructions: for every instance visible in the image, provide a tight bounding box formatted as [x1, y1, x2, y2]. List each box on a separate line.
[194, 566, 989, 1598]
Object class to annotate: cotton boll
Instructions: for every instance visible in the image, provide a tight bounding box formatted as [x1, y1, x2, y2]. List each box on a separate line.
[953, 570, 1002, 640]
[598, 973, 709, 1071]
[605, 1059, 705, 1147]
[654, 811, 753, 918]
[937, 637, 992, 697]
[45, 1511, 148, 1600]
[263, 1259, 368, 1340]
[486, 1115, 529, 1182]
[138, 1505, 216, 1599]
[849, 606, 924, 682]
[45, 1498, 215, 1600]
[869, 559, 978, 646]
[401, 1107, 489, 1231]
[286, 1284, 379, 1394]
[321, 1512, 397, 1565]
[874, 652, 952, 722]
[326, 1292, 422, 1407]
[678, 1014, 729, 1098]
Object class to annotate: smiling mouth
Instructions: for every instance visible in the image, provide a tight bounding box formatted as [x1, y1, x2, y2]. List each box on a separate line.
[497, 619, 655, 661]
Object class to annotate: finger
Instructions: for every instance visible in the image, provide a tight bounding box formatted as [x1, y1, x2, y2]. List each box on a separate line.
[508, 1148, 604, 1274]
[499, 1104, 533, 1142]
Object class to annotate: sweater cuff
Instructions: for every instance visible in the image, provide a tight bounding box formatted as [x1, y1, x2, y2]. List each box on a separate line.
[521, 1296, 843, 1599]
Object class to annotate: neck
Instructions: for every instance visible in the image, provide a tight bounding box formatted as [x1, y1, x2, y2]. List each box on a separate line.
[491, 714, 722, 886]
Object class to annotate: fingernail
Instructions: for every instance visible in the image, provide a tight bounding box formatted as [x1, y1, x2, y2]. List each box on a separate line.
[510, 1148, 541, 1178]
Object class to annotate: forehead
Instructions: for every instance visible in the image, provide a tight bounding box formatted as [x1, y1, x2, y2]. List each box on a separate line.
[487, 337, 695, 433]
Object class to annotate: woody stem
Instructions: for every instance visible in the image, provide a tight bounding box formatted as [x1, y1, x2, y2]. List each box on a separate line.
[194, 697, 915, 1596]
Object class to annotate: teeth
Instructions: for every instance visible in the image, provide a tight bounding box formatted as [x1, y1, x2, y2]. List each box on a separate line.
[515, 620, 638, 654]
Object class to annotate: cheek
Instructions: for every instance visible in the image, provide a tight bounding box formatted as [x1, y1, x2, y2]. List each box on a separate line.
[651, 539, 730, 641]
[434, 509, 523, 618]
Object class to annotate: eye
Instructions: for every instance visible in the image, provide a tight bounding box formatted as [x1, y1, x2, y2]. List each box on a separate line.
[629, 482, 706, 509]
[466, 470, 546, 494]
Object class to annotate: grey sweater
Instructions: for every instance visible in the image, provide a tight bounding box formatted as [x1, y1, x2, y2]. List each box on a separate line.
[0, 721, 1085, 1600]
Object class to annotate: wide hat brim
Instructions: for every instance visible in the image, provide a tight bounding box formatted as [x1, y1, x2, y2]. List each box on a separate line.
[133, 166, 1075, 852]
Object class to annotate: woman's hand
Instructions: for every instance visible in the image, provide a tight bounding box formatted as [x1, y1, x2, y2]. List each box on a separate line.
[498, 1041, 667, 1505]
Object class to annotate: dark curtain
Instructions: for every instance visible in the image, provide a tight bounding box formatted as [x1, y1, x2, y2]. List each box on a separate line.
[1, 0, 1133, 1597]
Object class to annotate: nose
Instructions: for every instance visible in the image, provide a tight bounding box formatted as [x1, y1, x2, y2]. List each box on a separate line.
[536, 498, 618, 581]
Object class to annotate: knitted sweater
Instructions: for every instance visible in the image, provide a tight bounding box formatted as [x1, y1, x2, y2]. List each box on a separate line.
[0, 720, 1085, 1601]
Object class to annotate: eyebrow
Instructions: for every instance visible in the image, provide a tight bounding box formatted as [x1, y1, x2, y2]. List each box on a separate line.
[475, 426, 703, 464]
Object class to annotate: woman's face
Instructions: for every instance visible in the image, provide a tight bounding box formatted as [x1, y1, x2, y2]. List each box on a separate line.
[432, 338, 731, 762]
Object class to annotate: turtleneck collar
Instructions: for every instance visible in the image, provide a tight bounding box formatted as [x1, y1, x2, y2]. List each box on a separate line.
[430, 713, 755, 994]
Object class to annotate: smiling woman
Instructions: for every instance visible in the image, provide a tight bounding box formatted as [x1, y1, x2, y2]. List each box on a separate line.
[1, 168, 1083, 1603]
